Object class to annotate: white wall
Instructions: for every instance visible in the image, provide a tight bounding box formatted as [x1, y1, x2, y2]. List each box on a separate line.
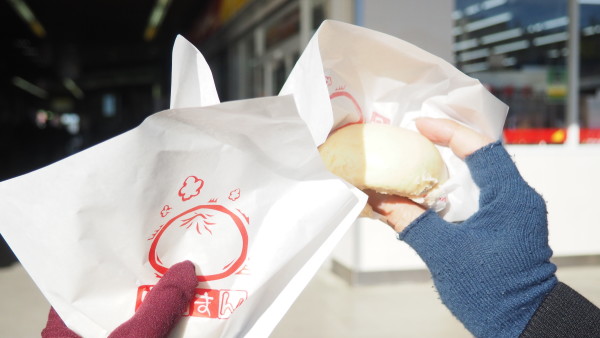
[332, 145, 600, 274]
[510, 145, 600, 257]
[361, 0, 454, 63]
[325, 0, 354, 24]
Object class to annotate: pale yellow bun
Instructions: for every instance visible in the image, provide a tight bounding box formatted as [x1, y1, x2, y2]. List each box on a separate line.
[319, 124, 448, 202]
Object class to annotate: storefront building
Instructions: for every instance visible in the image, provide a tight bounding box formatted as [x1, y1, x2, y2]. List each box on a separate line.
[194, 0, 600, 284]
[455, 0, 600, 144]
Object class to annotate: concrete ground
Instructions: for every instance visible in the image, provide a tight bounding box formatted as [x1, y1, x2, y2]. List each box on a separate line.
[1, 261, 599, 337]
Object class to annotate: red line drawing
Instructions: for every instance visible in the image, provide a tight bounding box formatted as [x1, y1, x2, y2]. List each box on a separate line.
[178, 176, 204, 201]
[325, 76, 332, 86]
[148, 204, 249, 282]
[160, 205, 172, 217]
[147, 224, 165, 241]
[229, 188, 240, 201]
[180, 212, 215, 235]
[236, 209, 250, 224]
[136, 287, 248, 319]
[219, 290, 246, 319]
[329, 90, 365, 132]
[192, 290, 216, 318]
[370, 111, 391, 125]
[236, 262, 250, 275]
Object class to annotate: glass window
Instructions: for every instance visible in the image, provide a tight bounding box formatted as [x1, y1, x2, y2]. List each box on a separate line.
[312, 2, 326, 30]
[454, 0, 569, 144]
[102, 93, 117, 117]
[265, 8, 300, 50]
[273, 59, 287, 93]
[579, 2, 600, 143]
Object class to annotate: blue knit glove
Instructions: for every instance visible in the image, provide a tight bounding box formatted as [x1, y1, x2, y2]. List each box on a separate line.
[399, 141, 557, 337]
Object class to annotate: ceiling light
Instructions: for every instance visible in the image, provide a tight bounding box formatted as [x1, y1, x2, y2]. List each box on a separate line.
[533, 32, 568, 46]
[454, 38, 478, 52]
[6, 0, 46, 38]
[144, 0, 172, 41]
[481, 28, 523, 45]
[63, 78, 84, 99]
[465, 12, 512, 32]
[492, 40, 530, 54]
[458, 48, 490, 62]
[12, 76, 48, 99]
[462, 62, 489, 73]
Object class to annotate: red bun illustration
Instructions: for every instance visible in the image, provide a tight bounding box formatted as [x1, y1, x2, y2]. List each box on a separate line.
[149, 204, 248, 282]
[330, 89, 364, 131]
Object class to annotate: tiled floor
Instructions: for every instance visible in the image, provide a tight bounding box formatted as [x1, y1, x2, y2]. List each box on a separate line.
[1, 261, 599, 337]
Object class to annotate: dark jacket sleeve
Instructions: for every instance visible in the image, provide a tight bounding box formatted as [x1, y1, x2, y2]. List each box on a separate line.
[520, 282, 600, 338]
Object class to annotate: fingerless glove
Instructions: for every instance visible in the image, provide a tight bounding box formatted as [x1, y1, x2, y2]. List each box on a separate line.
[400, 141, 557, 337]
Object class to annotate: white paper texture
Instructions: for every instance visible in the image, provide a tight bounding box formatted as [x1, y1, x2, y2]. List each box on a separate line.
[281, 20, 509, 221]
[0, 34, 369, 338]
[0, 21, 508, 338]
[0, 95, 366, 337]
[170, 35, 220, 109]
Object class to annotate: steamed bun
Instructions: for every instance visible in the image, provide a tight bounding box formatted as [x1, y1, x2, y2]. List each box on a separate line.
[319, 123, 448, 202]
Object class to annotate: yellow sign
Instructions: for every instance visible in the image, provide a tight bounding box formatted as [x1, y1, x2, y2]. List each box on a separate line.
[546, 66, 566, 101]
[218, 0, 251, 24]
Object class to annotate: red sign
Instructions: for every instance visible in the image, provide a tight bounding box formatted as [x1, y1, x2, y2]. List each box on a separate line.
[503, 128, 600, 144]
[136, 286, 247, 319]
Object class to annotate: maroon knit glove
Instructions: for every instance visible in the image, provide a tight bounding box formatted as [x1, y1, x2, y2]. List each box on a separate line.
[41, 261, 197, 338]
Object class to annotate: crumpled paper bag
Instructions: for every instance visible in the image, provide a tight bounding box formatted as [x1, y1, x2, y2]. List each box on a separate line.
[281, 20, 509, 222]
[170, 35, 220, 109]
[0, 37, 366, 337]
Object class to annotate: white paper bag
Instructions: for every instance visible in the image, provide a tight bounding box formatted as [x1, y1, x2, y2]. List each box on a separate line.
[281, 20, 509, 221]
[170, 35, 220, 109]
[0, 37, 366, 337]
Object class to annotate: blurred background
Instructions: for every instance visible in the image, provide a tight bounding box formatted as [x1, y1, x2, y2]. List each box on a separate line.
[1, 0, 600, 336]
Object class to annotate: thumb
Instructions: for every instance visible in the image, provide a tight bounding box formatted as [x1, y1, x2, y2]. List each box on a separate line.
[364, 189, 426, 233]
[415, 118, 495, 159]
[109, 261, 197, 338]
[41, 307, 81, 338]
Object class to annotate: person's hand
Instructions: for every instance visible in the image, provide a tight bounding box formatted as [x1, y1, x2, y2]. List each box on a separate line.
[366, 117, 494, 232]
[41, 260, 197, 338]
[373, 118, 557, 337]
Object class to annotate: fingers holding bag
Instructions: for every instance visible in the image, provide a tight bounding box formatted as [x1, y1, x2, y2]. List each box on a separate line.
[42, 261, 197, 338]
[109, 260, 197, 338]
